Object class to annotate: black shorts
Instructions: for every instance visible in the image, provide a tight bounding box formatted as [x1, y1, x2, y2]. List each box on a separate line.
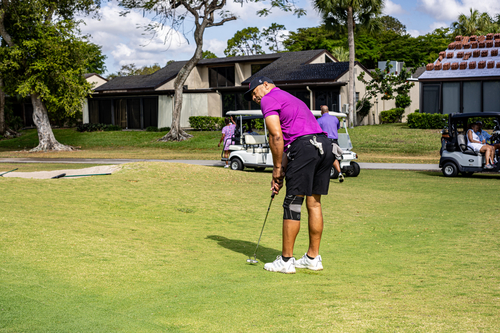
[285, 135, 334, 196]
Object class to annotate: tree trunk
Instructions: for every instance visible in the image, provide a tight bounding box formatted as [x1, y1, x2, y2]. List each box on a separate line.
[0, 76, 5, 136]
[347, 6, 356, 128]
[30, 93, 73, 151]
[158, 33, 206, 142]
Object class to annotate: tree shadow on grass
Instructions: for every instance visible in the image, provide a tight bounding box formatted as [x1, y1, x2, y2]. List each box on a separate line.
[206, 235, 281, 262]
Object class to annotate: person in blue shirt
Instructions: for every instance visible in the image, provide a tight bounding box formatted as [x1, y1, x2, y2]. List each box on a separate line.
[317, 105, 344, 182]
[475, 121, 492, 143]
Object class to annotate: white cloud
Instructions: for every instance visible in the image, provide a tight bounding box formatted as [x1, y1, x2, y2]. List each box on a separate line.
[407, 29, 421, 37]
[78, 1, 194, 73]
[383, 0, 406, 15]
[417, 0, 500, 21]
[429, 21, 448, 31]
[204, 39, 227, 57]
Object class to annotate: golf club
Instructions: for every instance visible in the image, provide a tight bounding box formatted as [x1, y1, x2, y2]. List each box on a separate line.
[247, 192, 275, 264]
[0, 168, 18, 177]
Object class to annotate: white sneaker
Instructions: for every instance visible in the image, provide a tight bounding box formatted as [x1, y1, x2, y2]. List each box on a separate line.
[263, 256, 296, 274]
[338, 173, 344, 183]
[224, 165, 229, 168]
[295, 253, 323, 271]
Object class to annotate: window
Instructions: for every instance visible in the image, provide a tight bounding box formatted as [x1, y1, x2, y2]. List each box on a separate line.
[209, 66, 235, 88]
[442, 82, 460, 114]
[313, 89, 340, 111]
[325, 55, 333, 63]
[251, 64, 269, 75]
[422, 84, 440, 114]
[483, 81, 500, 112]
[463, 81, 481, 113]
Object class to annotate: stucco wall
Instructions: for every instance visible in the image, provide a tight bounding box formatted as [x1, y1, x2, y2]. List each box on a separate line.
[86, 76, 107, 89]
[158, 93, 220, 128]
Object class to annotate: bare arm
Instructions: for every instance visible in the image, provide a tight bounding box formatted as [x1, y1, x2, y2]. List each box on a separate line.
[265, 115, 285, 194]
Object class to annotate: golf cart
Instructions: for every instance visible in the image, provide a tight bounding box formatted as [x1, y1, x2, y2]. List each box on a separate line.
[439, 112, 500, 177]
[221, 110, 360, 178]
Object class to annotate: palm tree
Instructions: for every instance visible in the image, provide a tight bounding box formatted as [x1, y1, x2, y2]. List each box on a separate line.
[451, 8, 493, 36]
[313, 0, 383, 127]
[330, 46, 349, 61]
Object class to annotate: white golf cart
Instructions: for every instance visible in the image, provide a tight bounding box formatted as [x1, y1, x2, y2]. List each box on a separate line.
[221, 110, 360, 178]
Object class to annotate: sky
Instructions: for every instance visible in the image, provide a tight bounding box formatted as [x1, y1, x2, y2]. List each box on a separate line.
[78, 0, 500, 76]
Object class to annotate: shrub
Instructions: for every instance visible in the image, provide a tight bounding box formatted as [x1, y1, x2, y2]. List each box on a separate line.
[356, 99, 372, 122]
[380, 108, 405, 124]
[395, 94, 411, 109]
[146, 126, 158, 132]
[76, 123, 122, 132]
[407, 112, 447, 129]
[189, 116, 225, 131]
[159, 127, 171, 132]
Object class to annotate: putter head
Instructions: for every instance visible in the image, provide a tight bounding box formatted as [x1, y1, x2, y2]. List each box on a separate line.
[246, 258, 258, 264]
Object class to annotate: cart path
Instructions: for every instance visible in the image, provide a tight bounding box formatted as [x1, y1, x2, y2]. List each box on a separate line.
[0, 158, 441, 171]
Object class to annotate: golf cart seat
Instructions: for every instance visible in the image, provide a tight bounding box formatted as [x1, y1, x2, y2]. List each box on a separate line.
[243, 134, 267, 145]
[457, 134, 479, 156]
[228, 145, 245, 151]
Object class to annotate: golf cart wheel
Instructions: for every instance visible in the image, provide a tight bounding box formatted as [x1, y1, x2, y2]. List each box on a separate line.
[230, 158, 243, 171]
[330, 166, 339, 179]
[253, 167, 266, 172]
[442, 162, 458, 177]
[345, 161, 360, 177]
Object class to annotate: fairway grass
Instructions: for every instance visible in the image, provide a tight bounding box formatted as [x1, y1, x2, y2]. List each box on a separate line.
[0, 124, 442, 163]
[1, 164, 499, 332]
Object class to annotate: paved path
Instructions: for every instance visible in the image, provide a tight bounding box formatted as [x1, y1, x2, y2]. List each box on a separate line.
[0, 157, 441, 171]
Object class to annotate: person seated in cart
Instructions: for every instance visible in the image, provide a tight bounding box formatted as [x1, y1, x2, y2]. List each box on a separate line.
[317, 105, 344, 182]
[467, 122, 496, 169]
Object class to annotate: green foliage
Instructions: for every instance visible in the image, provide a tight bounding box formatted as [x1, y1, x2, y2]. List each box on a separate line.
[395, 94, 411, 109]
[262, 23, 287, 53]
[356, 99, 372, 122]
[407, 112, 448, 129]
[380, 108, 405, 124]
[451, 8, 498, 37]
[379, 15, 406, 34]
[84, 43, 107, 74]
[224, 27, 264, 57]
[189, 116, 225, 131]
[107, 63, 162, 79]
[358, 61, 415, 106]
[146, 126, 171, 132]
[282, 22, 455, 69]
[76, 123, 122, 132]
[0, 2, 98, 120]
[202, 50, 217, 59]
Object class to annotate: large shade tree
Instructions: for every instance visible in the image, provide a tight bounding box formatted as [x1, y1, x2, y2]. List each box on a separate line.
[313, 0, 383, 127]
[0, 0, 101, 149]
[119, 0, 304, 141]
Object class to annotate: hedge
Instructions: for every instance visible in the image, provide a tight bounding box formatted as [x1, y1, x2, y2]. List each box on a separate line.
[76, 123, 122, 132]
[406, 112, 447, 129]
[189, 116, 225, 131]
[380, 108, 405, 124]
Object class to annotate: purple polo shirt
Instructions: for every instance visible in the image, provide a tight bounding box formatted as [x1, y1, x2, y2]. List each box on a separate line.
[317, 113, 340, 140]
[261, 87, 325, 150]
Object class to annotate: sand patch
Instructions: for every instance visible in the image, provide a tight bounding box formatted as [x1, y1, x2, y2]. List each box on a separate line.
[0, 165, 121, 179]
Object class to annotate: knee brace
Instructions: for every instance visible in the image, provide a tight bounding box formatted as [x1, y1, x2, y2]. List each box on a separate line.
[283, 195, 304, 221]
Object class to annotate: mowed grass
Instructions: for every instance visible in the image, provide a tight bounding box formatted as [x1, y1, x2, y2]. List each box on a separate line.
[0, 124, 442, 163]
[1, 163, 499, 332]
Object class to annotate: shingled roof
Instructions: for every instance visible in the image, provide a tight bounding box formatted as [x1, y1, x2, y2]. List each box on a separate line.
[95, 49, 358, 92]
[95, 61, 187, 92]
[419, 33, 500, 80]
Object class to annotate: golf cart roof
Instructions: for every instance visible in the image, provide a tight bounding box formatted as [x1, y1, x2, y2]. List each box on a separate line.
[449, 112, 500, 120]
[226, 110, 348, 118]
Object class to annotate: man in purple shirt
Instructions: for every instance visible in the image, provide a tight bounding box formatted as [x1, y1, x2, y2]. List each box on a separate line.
[244, 76, 334, 274]
[317, 105, 344, 183]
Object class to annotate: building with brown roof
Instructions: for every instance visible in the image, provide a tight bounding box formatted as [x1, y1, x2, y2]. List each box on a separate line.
[86, 50, 399, 129]
[419, 34, 500, 114]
